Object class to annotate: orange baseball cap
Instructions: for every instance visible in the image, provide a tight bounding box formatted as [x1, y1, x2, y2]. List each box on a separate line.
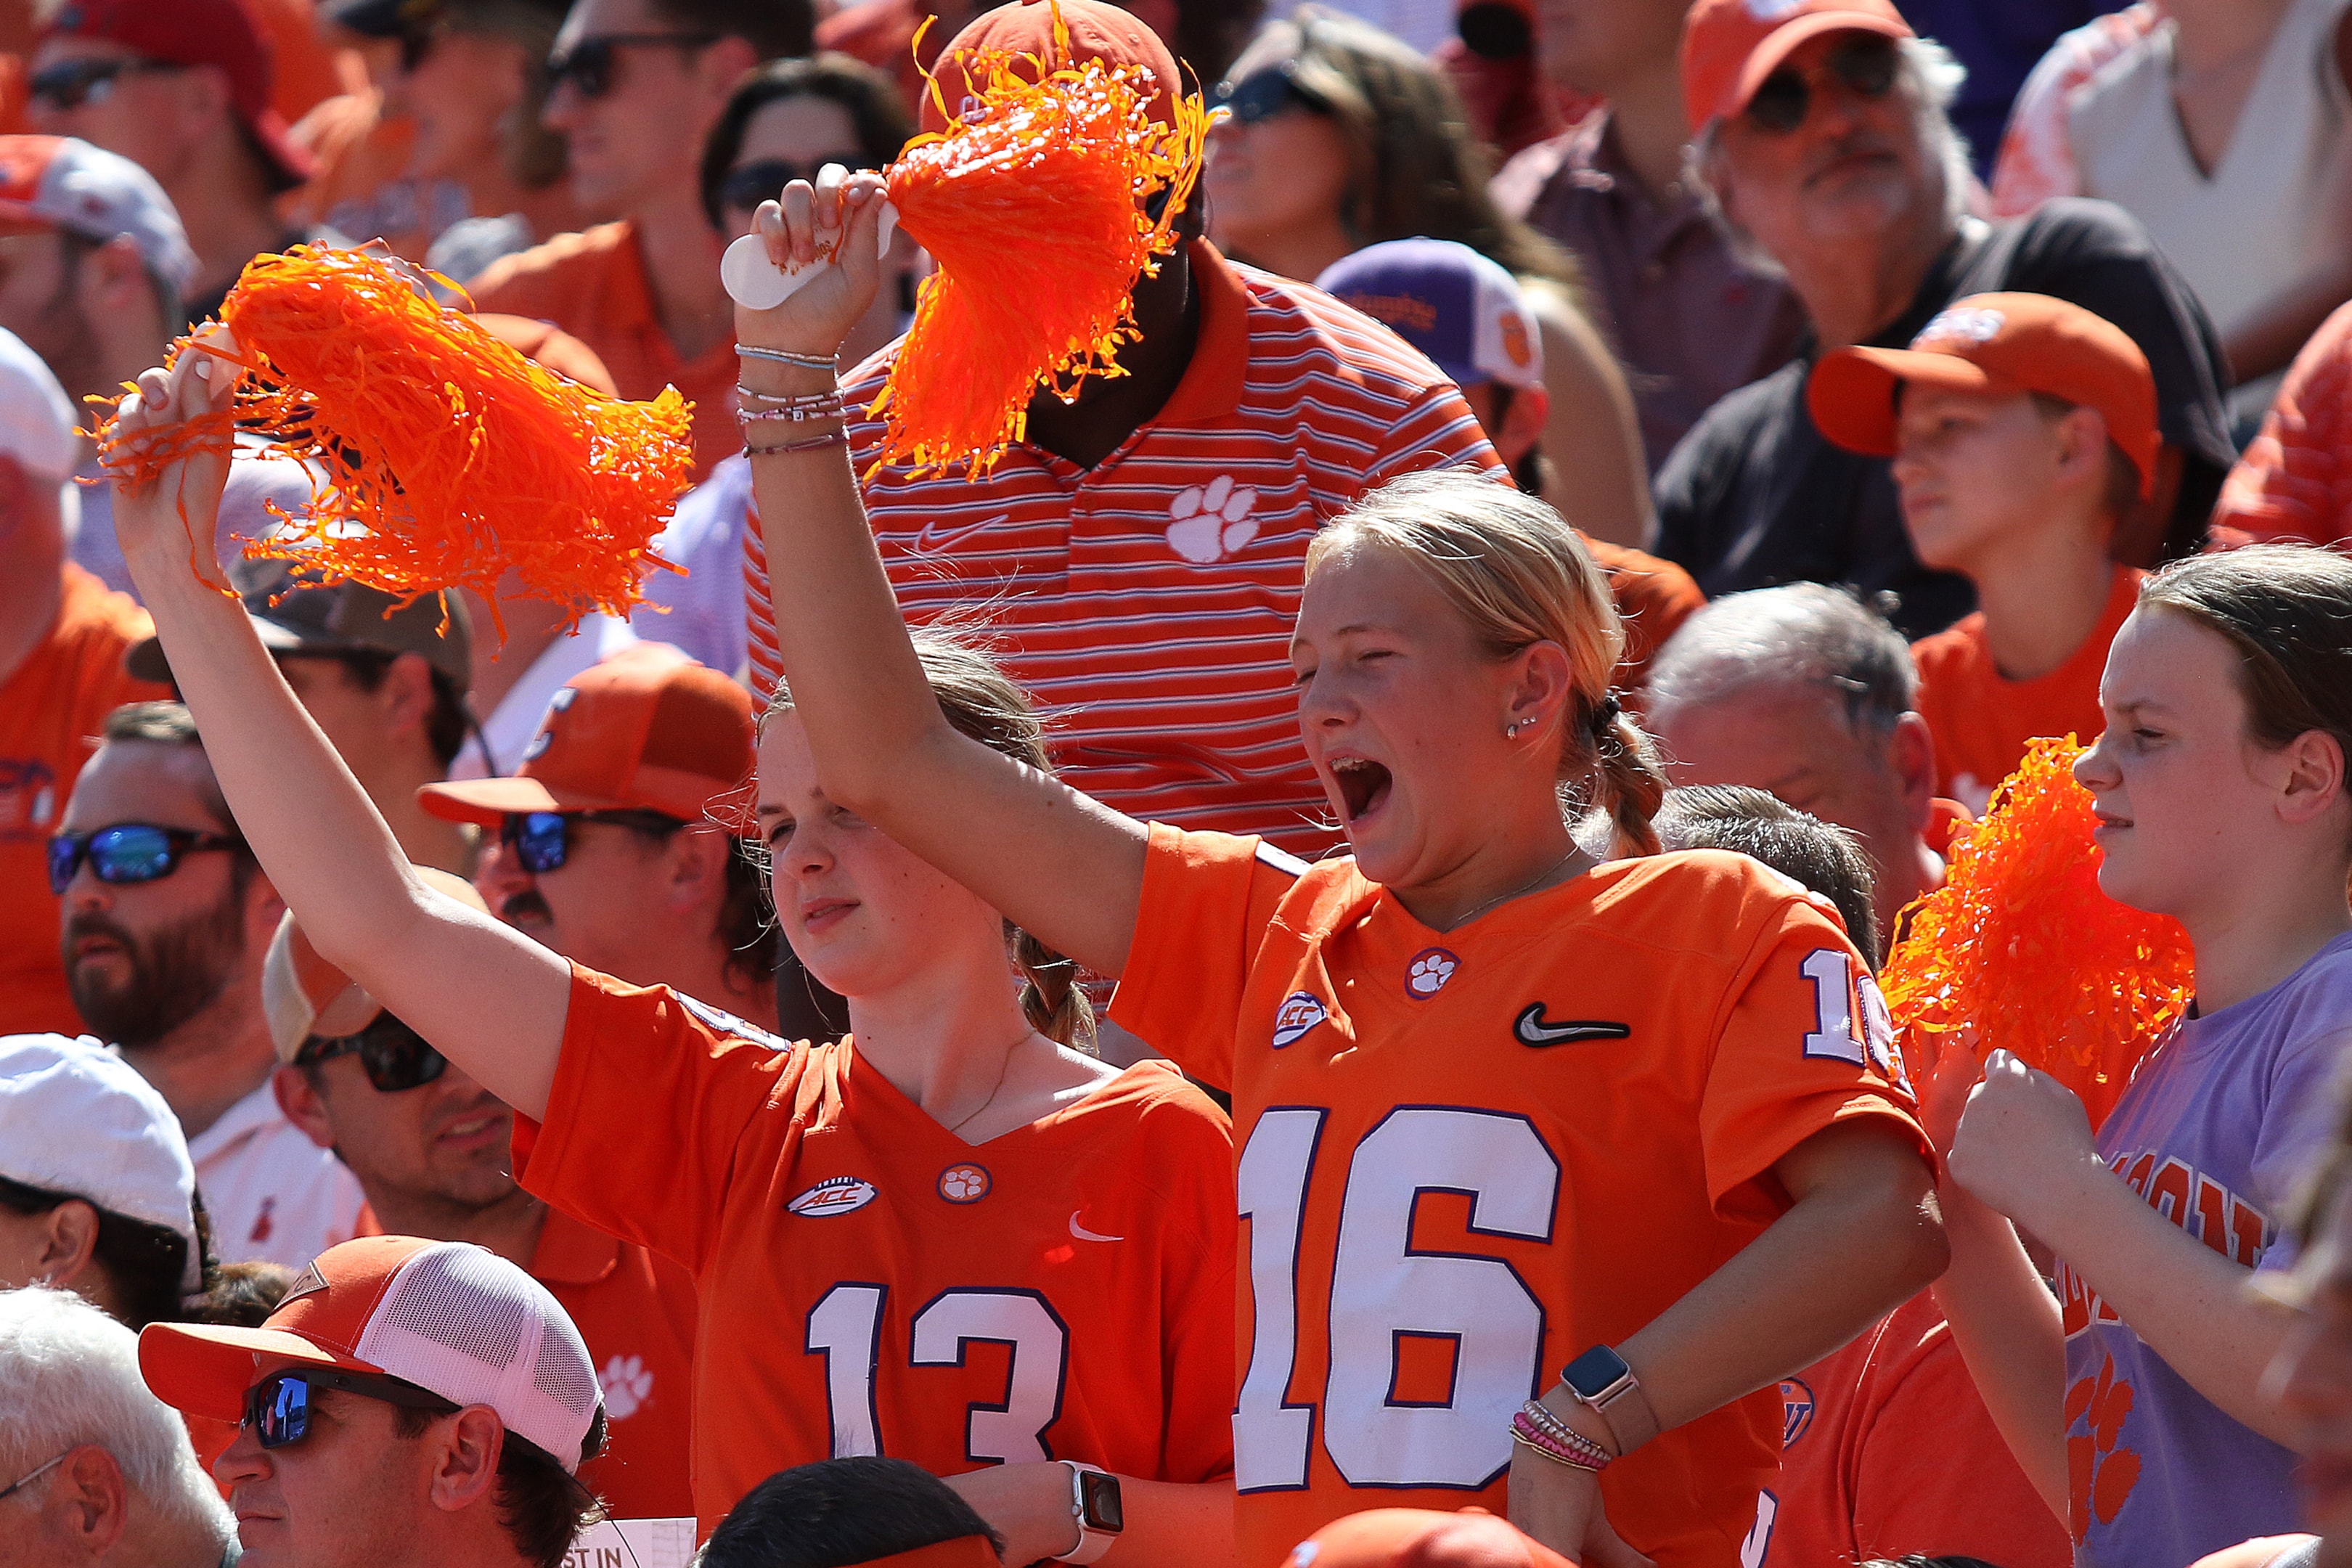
[1679, 0, 1911, 129]
[1280, 1509, 1577, 1568]
[139, 1236, 604, 1470]
[918, 0, 1184, 136]
[1807, 291, 2161, 499]
[417, 644, 756, 833]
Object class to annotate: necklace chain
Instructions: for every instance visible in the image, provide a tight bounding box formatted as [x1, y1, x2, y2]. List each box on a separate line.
[942, 1029, 1028, 1137]
[1445, 846, 1583, 931]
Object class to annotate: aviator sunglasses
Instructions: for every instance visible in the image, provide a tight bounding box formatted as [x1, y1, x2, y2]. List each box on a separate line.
[1744, 35, 1900, 134]
[545, 31, 718, 99]
[294, 1010, 447, 1094]
[48, 824, 244, 896]
[499, 808, 683, 875]
[242, 1368, 457, 1450]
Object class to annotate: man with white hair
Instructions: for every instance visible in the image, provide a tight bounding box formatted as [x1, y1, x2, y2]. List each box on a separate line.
[1651, 0, 2234, 638]
[0, 327, 167, 1037]
[0, 1286, 236, 1568]
[1644, 583, 1951, 955]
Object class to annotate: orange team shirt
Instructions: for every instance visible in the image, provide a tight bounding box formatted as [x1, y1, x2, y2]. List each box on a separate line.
[354, 1201, 697, 1519]
[1581, 535, 1704, 692]
[1109, 828, 1931, 1568]
[467, 221, 738, 479]
[1909, 566, 2144, 811]
[520, 966, 1238, 1532]
[0, 565, 168, 1034]
[2214, 299, 2352, 549]
[742, 239, 1506, 854]
[1770, 1291, 2070, 1568]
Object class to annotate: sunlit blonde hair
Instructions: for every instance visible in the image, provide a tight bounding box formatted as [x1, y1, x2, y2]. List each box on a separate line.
[1304, 469, 1665, 855]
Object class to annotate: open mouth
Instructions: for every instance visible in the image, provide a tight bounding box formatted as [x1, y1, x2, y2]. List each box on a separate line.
[1330, 756, 1393, 825]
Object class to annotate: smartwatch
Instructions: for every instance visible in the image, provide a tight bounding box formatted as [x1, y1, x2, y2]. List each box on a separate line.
[1559, 1344, 1659, 1455]
[1055, 1461, 1124, 1564]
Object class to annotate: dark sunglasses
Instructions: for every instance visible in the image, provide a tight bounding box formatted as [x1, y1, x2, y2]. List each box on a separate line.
[242, 1368, 457, 1450]
[545, 32, 719, 99]
[1744, 36, 1900, 134]
[499, 808, 684, 875]
[719, 156, 868, 214]
[1210, 60, 1334, 126]
[48, 824, 243, 896]
[27, 55, 184, 111]
[295, 1010, 447, 1094]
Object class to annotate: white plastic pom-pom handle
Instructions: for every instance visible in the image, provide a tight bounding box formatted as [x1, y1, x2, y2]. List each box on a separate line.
[723, 200, 900, 310]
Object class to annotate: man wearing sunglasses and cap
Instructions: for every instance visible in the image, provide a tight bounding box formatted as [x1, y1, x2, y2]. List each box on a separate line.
[261, 873, 696, 1520]
[467, 0, 812, 479]
[1649, 0, 2234, 641]
[139, 1233, 608, 1568]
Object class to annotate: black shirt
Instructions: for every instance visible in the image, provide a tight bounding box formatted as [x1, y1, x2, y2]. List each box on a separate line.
[1651, 200, 2234, 637]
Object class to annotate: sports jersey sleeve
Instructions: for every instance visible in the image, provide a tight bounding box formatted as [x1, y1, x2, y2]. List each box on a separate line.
[1700, 897, 1932, 1221]
[1111, 823, 1299, 1093]
[523, 963, 807, 1275]
[1360, 381, 1510, 490]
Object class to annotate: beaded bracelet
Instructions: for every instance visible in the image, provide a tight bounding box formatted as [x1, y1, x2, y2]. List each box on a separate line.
[736, 400, 846, 427]
[1509, 1413, 1608, 1474]
[737, 385, 845, 409]
[1515, 1402, 1614, 1468]
[746, 429, 849, 457]
[738, 344, 836, 369]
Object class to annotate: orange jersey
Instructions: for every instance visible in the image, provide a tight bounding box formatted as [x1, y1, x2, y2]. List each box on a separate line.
[522, 965, 1238, 1531]
[1910, 567, 2141, 811]
[0, 566, 168, 1034]
[1109, 829, 1929, 1568]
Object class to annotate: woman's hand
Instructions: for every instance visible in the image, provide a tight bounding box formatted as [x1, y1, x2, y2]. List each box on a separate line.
[1947, 1048, 2102, 1236]
[1921, 1032, 1985, 1159]
[100, 325, 241, 581]
[1505, 1445, 1653, 1568]
[942, 1461, 1081, 1566]
[734, 165, 890, 362]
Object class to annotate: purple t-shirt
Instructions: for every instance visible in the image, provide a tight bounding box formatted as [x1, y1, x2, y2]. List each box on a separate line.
[2061, 933, 2352, 1568]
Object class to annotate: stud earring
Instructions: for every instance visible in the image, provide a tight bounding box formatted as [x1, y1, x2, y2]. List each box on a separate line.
[1505, 720, 1524, 738]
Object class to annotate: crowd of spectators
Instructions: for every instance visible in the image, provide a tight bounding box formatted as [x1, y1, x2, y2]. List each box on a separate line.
[4, 0, 2352, 1566]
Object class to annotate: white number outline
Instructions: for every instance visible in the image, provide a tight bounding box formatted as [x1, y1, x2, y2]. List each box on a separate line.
[1235, 1106, 1327, 1493]
[1799, 947, 1868, 1066]
[805, 1281, 886, 1458]
[908, 1287, 1072, 1465]
[804, 1284, 1072, 1464]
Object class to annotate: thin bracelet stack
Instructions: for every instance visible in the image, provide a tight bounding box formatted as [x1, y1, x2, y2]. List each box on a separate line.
[1509, 1400, 1613, 1474]
[735, 345, 849, 457]
[735, 388, 848, 425]
[737, 344, 837, 370]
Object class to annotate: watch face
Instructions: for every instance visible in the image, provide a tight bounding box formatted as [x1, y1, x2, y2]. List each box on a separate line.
[1562, 1344, 1632, 1398]
[1078, 1469, 1124, 1533]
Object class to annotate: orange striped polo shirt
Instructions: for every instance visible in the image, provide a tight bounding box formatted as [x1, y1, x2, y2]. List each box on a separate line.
[744, 240, 1506, 853]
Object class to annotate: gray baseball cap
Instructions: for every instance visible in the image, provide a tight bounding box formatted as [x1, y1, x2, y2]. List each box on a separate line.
[126, 558, 473, 690]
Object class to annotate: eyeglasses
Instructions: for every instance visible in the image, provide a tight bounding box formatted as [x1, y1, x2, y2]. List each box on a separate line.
[48, 824, 245, 896]
[295, 1010, 447, 1094]
[1744, 36, 1900, 134]
[27, 56, 184, 111]
[499, 809, 683, 875]
[0, 1451, 67, 1505]
[545, 32, 719, 100]
[242, 1369, 459, 1450]
[719, 156, 869, 214]
[1210, 61, 1334, 126]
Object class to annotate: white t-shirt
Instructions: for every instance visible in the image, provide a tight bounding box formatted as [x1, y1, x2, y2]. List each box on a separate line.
[446, 612, 640, 781]
[187, 1075, 365, 1270]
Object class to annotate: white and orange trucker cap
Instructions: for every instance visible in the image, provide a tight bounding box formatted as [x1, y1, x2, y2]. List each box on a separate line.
[260, 867, 488, 1063]
[138, 1235, 605, 1470]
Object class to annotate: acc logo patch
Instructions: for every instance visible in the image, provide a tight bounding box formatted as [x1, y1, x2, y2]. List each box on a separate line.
[1779, 1378, 1816, 1447]
[1272, 992, 1329, 1048]
[938, 1163, 992, 1204]
[786, 1176, 878, 1218]
[1405, 947, 1460, 1000]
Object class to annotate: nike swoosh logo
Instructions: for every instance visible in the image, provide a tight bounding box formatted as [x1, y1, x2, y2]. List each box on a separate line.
[1069, 1210, 1124, 1243]
[1512, 1005, 1632, 1048]
[912, 512, 1011, 553]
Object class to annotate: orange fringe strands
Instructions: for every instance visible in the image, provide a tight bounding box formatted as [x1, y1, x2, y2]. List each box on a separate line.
[1879, 737, 2194, 1130]
[96, 245, 693, 627]
[869, 9, 1210, 475]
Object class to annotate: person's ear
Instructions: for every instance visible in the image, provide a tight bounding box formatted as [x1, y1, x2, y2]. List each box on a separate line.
[694, 36, 759, 115]
[2051, 404, 2108, 494]
[426, 1408, 507, 1514]
[240, 870, 288, 952]
[379, 653, 440, 743]
[2271, 727, 2347, 830]
[663, 825, 731, 915]
[179, 63, 237, 141]
[77, 234, 152, 324]
[33, 1199, 101, 1291]
[49, 1445, 130, 1555]
[1887, 711, 1938, 833]
[272, 1062, 338, 1151]
[1492, 382, 1550, 470]
[1501, 639, 1575, 741]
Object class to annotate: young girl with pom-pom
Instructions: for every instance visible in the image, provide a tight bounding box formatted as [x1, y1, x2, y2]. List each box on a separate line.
[734, 166, 1947, 1568]
[1930, 546, 2352, 1568]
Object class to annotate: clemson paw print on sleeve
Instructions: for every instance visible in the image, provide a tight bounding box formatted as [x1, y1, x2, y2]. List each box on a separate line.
[2065, 1354, 2140, 1540]
[1166, 474, 1260, 563]
[599, 1353, 654, 1420]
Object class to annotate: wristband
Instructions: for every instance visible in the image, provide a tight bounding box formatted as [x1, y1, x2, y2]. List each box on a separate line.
[1053, 1462, 1123, 1564]
[746, 429, 849, 457]
[1516, 1400, 1614, 1465]
[737, 344, 838, 369]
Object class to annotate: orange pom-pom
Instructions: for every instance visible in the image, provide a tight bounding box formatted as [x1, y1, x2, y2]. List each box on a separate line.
[869, 7, 1209, 476]
[1881, 736, 2194, 1129]
[96, 245, 693, 630]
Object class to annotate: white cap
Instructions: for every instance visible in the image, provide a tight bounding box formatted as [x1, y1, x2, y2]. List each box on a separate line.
[0, 326, 81, 483]
[0, 1034, 201, 1293]
[0, 135, 200, 298]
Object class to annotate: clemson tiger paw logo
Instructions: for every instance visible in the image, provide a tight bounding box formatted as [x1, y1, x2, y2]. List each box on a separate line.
[599, 1355, 653, 1420]
[1167, 475, 1260, 563]
[2065, 1354, 2140, 1537]
[938, 1162, 992, 1204]
[1405, 947, 1460, 1000]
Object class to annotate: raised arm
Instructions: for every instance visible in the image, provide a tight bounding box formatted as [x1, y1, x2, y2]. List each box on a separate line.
[740, 171, 1148, 977]
[102, 345, 571, 1117]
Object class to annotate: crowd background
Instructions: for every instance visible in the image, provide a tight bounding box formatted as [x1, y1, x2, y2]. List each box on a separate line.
[1, 0, 2351, 1565]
